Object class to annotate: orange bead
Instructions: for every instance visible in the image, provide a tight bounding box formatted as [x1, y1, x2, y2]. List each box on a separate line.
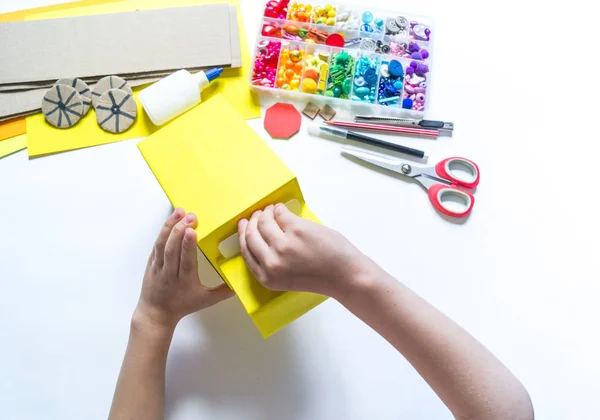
[297, 11, 306, 20]
[276, 77, 285, 87]
[285, 69, 295, 80]
[294, 62, 304, 72]
[285, 60, 295, 69]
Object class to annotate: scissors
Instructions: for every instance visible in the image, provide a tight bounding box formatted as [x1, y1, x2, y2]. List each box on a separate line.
[342, 148, 480, 218]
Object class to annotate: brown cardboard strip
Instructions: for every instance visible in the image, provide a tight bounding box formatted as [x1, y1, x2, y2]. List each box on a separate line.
[0, 4, 238, 85]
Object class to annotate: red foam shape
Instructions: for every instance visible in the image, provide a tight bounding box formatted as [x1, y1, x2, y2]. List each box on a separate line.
[264, 103, 301, 139]
[326, 33, 344, 48]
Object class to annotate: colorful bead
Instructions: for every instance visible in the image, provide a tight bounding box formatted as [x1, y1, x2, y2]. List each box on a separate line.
[352, 54, 379, 104]
[360, 11, 383, 33]
[361, 11, 373, 24]
[402, 60, 429, 111]
[287, 2, 313, 22]
[264, 0, 290, 19]
[251, 40, 281, 88]
[335, 7, 360, 31]
[325, 50, 355, 99]
[410, 21, 432, 41]
[276, 44, 305, 90]
[377, 59, 404, 107]
[301, 49, 328, 94]
[313, 4, 336, 26]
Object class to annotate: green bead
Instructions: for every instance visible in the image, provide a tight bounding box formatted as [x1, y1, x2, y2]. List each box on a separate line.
[325, 90, 334, 97]
[342, 78, 352, 95]
[333, 86, 342, 97]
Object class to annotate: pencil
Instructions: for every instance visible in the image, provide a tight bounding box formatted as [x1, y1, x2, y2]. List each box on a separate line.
[325, 120, 439, 138]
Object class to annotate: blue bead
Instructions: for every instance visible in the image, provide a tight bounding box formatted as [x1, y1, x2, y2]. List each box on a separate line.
[364, 68, 377, 85]
[361, 24, 374, 33]
[362, 11, 374, 24]
[375, 17, 384, 27]
[402, 98, 413, 109]
[389, 60, 404, 77]
[393, 81, 403, 90]
[355, 86, 370, 96]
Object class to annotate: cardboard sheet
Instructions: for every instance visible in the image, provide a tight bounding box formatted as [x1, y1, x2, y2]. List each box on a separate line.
[0, 5, 238, 85]
[0, 134, 27, 159]
[138, 94, 327, 338]
[0, 0, 124, 140]
[29, 0, 260, 120]
[0, 119, 26, 141]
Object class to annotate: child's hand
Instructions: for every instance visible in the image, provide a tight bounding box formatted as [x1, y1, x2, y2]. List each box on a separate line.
[135, 208, 234, 330]
[237, 204, 373, 299]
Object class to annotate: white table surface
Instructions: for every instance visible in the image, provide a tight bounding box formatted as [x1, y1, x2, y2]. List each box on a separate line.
[1, 1, 598, 419]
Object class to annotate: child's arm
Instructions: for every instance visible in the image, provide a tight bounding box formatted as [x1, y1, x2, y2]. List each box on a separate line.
[238, 204, 534, 420]
[109, 209, 233, 420]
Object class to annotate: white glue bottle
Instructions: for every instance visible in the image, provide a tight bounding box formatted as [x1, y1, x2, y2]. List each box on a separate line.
[139, 67, 223, 126]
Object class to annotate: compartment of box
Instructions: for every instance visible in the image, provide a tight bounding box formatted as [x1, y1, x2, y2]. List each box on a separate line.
[375, 56, 405, 107]
[402, 59, 430, 111]
[251, 39, 283, 88]
[350, 52, 380, 104]
[324, 48, 357, 99]
[275, 40, 307, 91]
[300, 44, 331, 94]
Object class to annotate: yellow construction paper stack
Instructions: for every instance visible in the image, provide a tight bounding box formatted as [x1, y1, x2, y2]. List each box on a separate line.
[24, 0, 260, 157]
[138, 94, 327, 338]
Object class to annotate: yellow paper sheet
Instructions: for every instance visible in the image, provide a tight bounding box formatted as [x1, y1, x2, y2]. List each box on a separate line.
[0, 119, 26, 142]
[0, 135, 27, 159]
[0, 0, 123, 22]
[25, 0, 259, 157]
[138, 94, 326, 338]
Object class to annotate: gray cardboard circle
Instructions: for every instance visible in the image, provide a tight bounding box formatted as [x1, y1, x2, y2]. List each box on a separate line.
[41, 84, 84, 129]
[55, 77, 92, 115]
[91, 75, 132, 108]
[95, 88, 137, 133]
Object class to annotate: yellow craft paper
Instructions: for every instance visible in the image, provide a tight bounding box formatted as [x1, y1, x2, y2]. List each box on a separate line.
[138, 94, 327, 338]
[27, 91, 154, 157]
[0, 135, 27, 159]
[0, 0, 123, 22]
[26, 0, 259, 157]
[0, 118, 26, 142]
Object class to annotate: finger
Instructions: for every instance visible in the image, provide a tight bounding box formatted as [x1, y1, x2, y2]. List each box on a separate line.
[164, 212, 198, 275]
[154, 208, 186, 266]
[179, 228, 199, 277]
[273, 203, 299, 231]
[257, 206, 284, 245]
[238, 218, 264, 279]
[245, 210, 271, 263]
[201, 283, 235, 308]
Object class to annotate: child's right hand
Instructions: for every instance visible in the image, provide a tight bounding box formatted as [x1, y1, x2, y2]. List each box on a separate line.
[237, 204, 374, 298]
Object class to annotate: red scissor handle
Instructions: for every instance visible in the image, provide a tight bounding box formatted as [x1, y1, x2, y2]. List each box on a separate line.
[428, 184, 475, 218]
[435, 157, 480, 189]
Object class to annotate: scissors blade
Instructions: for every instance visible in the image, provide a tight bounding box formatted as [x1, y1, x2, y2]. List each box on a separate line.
[342, 147, 409, 177]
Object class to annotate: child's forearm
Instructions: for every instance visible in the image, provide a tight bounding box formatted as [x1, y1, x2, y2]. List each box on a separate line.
[108, 307, 175, 420]
[336, 264, 534, 420]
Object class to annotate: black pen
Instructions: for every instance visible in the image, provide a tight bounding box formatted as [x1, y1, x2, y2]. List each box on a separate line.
[310, 125, 428, 159]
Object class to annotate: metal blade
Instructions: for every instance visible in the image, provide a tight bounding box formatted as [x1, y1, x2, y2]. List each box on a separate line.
[342, 147, 409, 177]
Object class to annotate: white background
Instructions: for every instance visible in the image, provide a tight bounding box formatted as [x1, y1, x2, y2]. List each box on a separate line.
[1, 0, 599, 419]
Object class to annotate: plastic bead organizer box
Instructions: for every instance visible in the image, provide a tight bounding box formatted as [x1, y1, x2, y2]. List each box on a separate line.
[250, 1, 434, 118]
